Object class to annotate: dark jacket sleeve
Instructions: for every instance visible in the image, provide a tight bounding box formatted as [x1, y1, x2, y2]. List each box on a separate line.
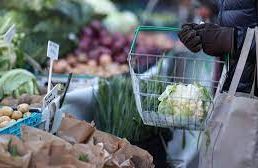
[233, 0, 258, 59]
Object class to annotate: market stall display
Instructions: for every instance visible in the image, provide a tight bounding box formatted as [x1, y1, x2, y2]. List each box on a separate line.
[0, 114, 154, 168]
[0, 69, 45, 108]
[53, 20, 174, 77]
[0, 104, 41, 135]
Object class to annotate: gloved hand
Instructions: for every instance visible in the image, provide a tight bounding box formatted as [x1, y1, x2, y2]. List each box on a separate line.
[178, 23, 202, 53]
[194, 23, 235, 56]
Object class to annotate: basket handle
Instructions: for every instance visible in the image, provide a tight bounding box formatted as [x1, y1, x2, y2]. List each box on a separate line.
[128, 26, 180, 61]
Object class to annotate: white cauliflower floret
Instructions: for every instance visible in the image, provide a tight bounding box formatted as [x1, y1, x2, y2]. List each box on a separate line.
[158, 83, 211, 119]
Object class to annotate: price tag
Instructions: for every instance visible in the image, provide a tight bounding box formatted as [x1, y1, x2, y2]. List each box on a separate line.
[4, 24, 16, 44]
[43, 84, 59, 108]
[47, 41, 59, 60]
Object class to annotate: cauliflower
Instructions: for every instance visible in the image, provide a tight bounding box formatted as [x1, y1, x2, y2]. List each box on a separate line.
[158, 83, 212, 119]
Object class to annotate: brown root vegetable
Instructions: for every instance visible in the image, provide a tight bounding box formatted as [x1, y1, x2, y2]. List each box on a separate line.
[18, 94, 32, 104]
[1, 97, 18, 106]
[88, 60, 97, 67]
[0, 121, 9, 128]
[67, 54, 77, 67]
[10, 119, 16, 123]
[54, 59, 69, 73]
[30, 95, 43, 104]
[99, 54, 112, 66]
[11, 111, 23, 120]
[23, 112, 31, 118]
[17, 104, 29, 113]
[0, 116, 11, 123]
[77, 53, 88, 63]
[0, 106, 13, 117]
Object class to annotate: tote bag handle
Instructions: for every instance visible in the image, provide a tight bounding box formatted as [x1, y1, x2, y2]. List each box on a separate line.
[228, 28, 258, 96]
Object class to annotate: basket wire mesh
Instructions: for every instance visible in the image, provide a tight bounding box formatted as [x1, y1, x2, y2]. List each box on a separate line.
[128, 26, 225, 130]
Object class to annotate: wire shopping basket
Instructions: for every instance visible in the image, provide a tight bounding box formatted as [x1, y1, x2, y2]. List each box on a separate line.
[128, 26, 225, 130]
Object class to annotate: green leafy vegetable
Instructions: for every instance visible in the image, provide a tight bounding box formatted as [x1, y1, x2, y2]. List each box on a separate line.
[0, 69, 39, 99]
[79, 154, 89, 162]
[95, 76, 169, 142]
[0, 0, 94, 66]
[7, 139, 19, 157]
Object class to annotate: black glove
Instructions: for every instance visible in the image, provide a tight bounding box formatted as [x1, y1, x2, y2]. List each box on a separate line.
[194, 23, 235, 56]
[178, 23, 202, 53]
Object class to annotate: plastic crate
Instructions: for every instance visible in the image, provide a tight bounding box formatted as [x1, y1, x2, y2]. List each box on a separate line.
[0, 112, 42, 136]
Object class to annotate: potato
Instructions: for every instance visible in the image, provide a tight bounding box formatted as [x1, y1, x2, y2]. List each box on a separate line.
[10, 119, 16, 123]
[0, 106, 13, 117]
[99, 54, 112, 66]
[18, 94, 32, 104]
[67, 54, 77, 67]
[87, 60, 97, 67]
[54, 59, 69, 73]
[30, 95, 43, 104]
[11, 111, 23, 120]
[9, 119, 16, 125]
[0, 121, 9, 128]
[17, 103, 29, 113]
[23, 112, 31, 118]
[0, 116, 11, 123]
[1, 97, 18, 106]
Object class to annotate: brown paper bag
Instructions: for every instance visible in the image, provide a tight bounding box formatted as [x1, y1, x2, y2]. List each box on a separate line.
[73, 143, 108, 168]
[31, 141, 96, 168]
[111, 143, 154, 168]
[92, 130, 123, 154]
[57, 117, 95, 144]
[0, 135, 32, 168]
[21, 126, 72, 148]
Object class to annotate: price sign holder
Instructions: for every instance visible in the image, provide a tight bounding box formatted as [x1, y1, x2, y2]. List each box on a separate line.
[47, 41, 59, 92]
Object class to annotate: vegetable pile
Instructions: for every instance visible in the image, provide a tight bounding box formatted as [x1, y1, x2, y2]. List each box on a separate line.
[53, 20, 174, 77]
[0, 104, 32, 128]
[158, 83, 212, 120]
[0, 69, 40, 100]
[0, 0, 94, 66]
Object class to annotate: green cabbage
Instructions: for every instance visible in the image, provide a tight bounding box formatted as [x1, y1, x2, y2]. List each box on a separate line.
[0, 69, 39, 99]
[158, 83, 212, 119]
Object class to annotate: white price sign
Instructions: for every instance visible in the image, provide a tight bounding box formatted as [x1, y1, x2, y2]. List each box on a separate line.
[4, 24, 16, 44]
[43, 84, 59, 108]
[47, 41, 59, 60]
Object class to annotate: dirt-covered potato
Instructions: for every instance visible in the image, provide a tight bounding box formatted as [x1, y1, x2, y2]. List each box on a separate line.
[17, 103, 29, 113]
[0, 106, 13, 117]
[30, 95, 43, 104]
[0, 121, 9, 128]
[11, 111, 23, 120]
[0, 116, 11, 123]
[10, 119, 16, 123]
[1, 97, 19, 106]
[18, 94, 32, 104]
[23, 112, 31, 118]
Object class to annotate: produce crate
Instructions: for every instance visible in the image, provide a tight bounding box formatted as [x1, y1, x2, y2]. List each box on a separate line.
[128, 26, 225, 130]
[0, 110, 42, 136]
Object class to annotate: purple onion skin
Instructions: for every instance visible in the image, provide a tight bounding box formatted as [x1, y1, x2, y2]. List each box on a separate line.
[114, 55, 127, 64]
